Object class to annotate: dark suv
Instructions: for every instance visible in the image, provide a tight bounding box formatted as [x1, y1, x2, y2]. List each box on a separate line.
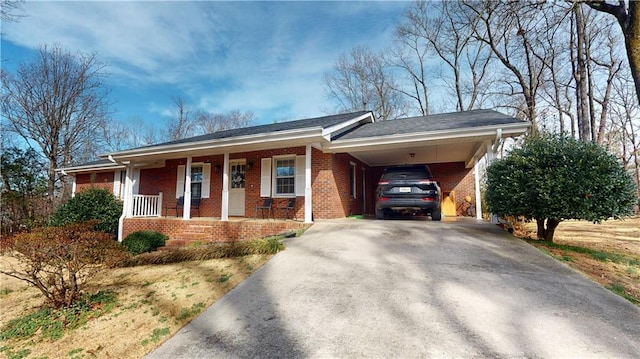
[375, 165, 442, 220]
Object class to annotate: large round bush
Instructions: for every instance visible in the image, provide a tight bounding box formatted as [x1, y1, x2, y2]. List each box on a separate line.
[49, 188, 122, 235]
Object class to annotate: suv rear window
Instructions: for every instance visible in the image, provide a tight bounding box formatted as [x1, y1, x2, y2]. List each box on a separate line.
[380, 165, 433, 180]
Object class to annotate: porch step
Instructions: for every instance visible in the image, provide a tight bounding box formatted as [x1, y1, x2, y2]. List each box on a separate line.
[162, 224, 217, 249]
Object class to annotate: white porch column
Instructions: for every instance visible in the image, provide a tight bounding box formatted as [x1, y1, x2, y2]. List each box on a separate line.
[118, 164, 134, 242]
[485, 143, 498, 224]
[221, 153, 230, 221]
[304, 144, 313, 223]
[71, 176, 77, 198]
[474, 157, 482, 220]
[124, 164, 134, 218]
[183, 157, 192, 220]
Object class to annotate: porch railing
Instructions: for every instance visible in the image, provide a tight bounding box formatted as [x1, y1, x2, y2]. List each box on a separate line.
[131, 192, 163, 217]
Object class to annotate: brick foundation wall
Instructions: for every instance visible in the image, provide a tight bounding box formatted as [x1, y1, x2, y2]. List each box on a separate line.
[123, 218, 310, 243]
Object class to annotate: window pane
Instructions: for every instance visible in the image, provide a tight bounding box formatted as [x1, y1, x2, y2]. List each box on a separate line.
[276, 177, 295, 194]
[276, 159, 295, 177]
[191, 183, 202, 198]
[191, 166, 203, 182]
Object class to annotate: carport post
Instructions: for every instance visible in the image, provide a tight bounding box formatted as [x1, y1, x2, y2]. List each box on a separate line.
[304, 144, 313, 223]
[474, 157, 482, 220]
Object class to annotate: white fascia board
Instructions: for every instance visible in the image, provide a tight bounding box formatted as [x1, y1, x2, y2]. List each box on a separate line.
[102, 128, 325, 161]
[465, 140, 492, 168]
[327, 122, 530, 152]
[321, 112, 374, 141]
[56, 162, 126, 174]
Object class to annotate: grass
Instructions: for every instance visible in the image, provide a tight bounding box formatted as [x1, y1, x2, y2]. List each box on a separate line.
[0, 233, 292, 359]
[519, 218, 640, 306]
[0, 291, 117, 341]
[526, 240, 635, 265]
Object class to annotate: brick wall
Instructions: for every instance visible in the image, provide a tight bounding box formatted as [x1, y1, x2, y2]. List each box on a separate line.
[75, 172, 115, 193]
[123, 217, 310, 243]
[75, 153, 474, 222]
[370, 162, 474, 214]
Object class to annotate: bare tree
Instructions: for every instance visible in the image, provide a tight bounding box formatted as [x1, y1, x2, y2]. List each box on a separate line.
[195, 109, 254, 134]
[609, 74, 640, 196]
[101, 116, 161, 151]
[163, 96, 256, 141]
[324, 45, 407, 121]
[166, 96, 195, 141]
[584, 0, 640, 106]
[0, 0, 24, 23]
[462, 1, 556, 132]
[393, 0, 492, 114]
[1, 44, 110, 207]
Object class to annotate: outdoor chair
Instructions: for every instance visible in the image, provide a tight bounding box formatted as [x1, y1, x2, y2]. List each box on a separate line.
[278, 198, 297, 220]
[254, 198, 273, 220]
[164, 196, 201, 217]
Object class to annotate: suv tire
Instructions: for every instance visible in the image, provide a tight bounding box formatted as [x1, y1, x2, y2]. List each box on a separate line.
[431, 209, 442, 221]
[375, 208, 385, 220]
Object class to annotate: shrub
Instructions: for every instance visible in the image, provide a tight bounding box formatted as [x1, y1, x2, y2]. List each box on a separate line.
[119, 236, 284, 267]
[122, 231, 169, 255]
[0, 222, 129, 309]
[49, 188, 122, 236]
[486, 135, 637, 241]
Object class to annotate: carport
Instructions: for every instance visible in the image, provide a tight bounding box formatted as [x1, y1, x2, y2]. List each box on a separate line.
[322, 109, 530, 218]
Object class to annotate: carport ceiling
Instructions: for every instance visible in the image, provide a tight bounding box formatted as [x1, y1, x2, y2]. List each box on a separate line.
[347, 141, 484, 167]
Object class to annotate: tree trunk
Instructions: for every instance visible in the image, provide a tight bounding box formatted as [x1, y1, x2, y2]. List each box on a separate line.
[574, 5, 591, 141]
[536, 218, 561, 242]
[586, 1, 640, 106]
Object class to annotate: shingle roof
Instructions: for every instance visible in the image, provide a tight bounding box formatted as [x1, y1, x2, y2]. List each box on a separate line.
[136, 110, 371, 150]
[334, 109, 526, 140]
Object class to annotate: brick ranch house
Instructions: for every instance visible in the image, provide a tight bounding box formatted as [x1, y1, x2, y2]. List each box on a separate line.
[59, 109, 529, 243]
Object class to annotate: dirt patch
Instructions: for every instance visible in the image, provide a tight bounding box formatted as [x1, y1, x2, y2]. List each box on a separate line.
[517, 217, 640, 305]
[0, 254, 273, 358]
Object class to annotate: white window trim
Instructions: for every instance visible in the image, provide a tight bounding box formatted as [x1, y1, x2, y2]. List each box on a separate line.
[176, 162, 211, 198]
[272, 155, 296, 198]
[349, 162, 357, 199]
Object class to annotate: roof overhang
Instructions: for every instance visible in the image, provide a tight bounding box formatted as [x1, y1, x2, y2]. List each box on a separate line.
[324, 122, 530, 168]
[100, 127, 330, 163]
[56, 161, 126, 175]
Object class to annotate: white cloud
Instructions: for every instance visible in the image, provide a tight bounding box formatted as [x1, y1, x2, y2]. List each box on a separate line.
[3, 1, 408, 123]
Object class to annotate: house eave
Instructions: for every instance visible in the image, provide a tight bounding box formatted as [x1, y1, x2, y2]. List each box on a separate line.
[57, 162, 126, 175]
[325, 122, 530, 152]
[101, 127, 327, 162]
[321, 112, 375, 141]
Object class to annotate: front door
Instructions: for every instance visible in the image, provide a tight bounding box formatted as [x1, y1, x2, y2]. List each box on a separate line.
[229, 159, 246, 216]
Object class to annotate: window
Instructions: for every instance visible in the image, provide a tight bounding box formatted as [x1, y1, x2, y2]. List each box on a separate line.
[261, 156, 305, 197]
[350, 162, 357, 199]
[190, 166, 203, 198]
[176, 163, 210, 198]
[275, 158, 295, 195]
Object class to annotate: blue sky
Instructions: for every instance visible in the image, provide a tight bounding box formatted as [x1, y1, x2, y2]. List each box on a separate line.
[1, 1, 410, 126]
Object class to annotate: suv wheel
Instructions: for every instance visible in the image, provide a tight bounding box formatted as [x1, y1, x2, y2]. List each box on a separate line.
[431, 209, 442, 221]
[375, 208, 385, 220]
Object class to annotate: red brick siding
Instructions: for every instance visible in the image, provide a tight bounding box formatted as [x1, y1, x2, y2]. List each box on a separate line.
[123, 217, 310, 242]
[75, 172, 115, 193]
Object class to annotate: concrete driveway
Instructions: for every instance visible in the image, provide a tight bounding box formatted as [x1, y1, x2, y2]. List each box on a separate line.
[147, 218, 640, 358]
